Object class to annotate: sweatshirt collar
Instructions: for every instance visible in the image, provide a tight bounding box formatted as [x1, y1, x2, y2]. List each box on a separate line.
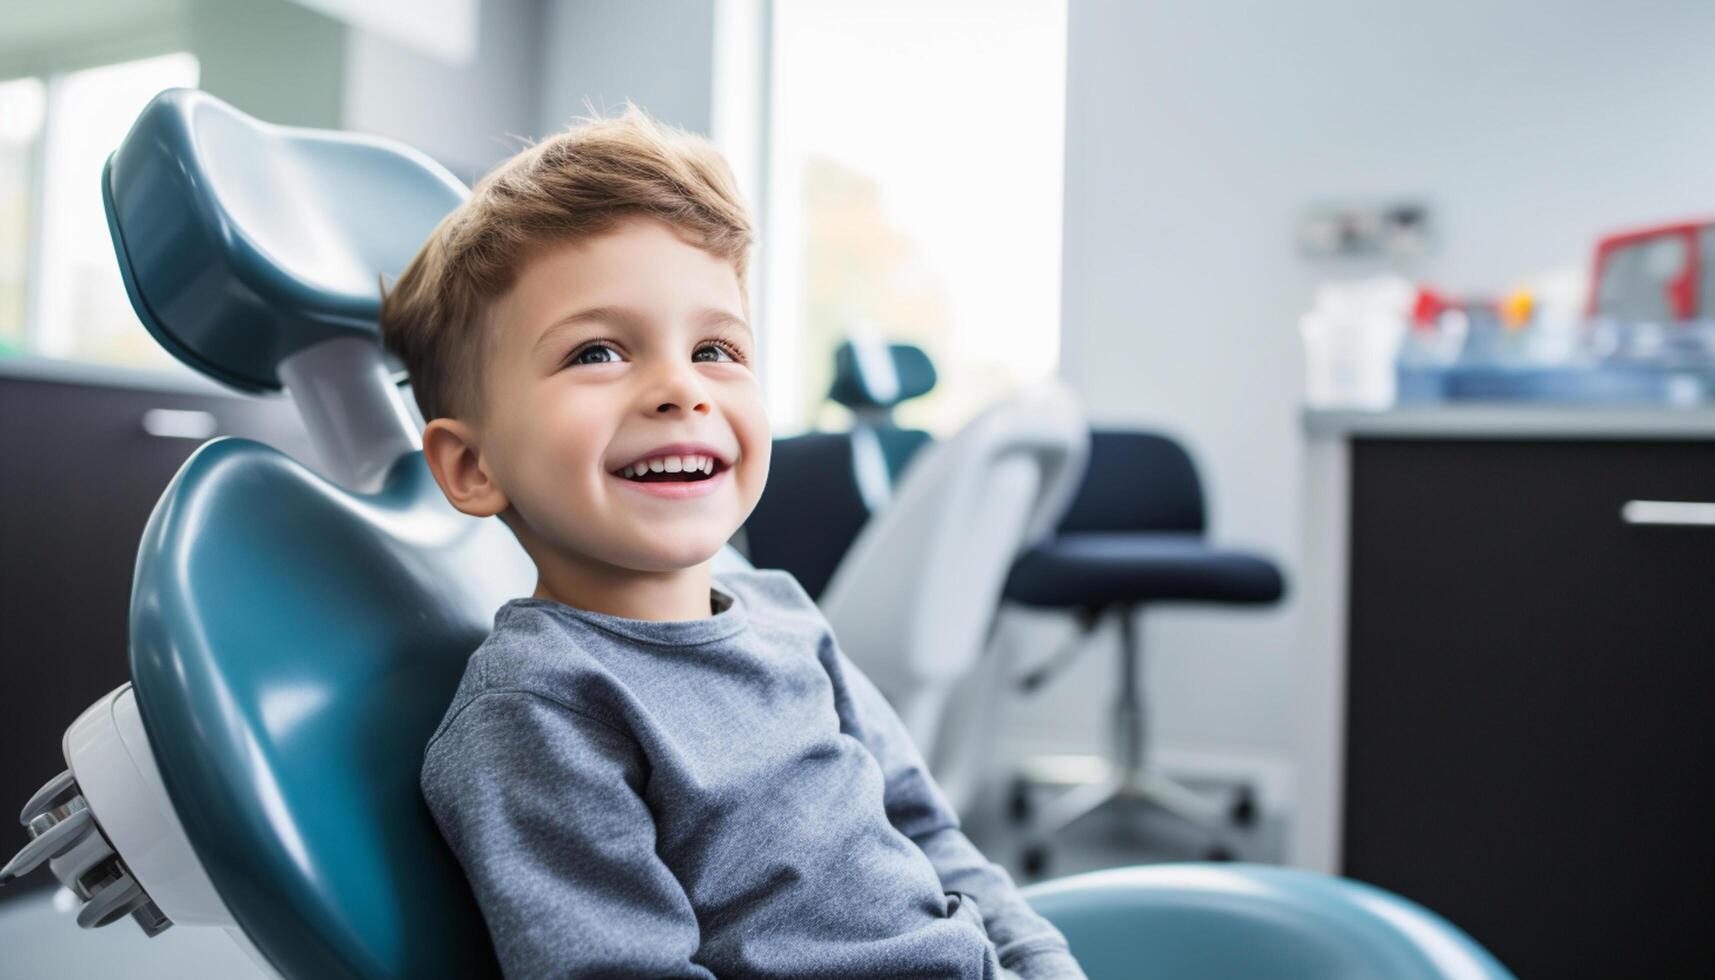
[506, 583, 748, 648]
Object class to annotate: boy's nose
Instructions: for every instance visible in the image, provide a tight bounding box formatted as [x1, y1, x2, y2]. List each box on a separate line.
[656, 397, 711, 416]
[648, 363, 713, 416]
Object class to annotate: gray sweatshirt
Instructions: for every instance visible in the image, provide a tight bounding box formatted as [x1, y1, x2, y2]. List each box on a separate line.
[420, 567, 1085, 979]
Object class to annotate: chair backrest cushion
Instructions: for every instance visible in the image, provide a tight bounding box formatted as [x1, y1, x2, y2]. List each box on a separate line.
[130, 438, 535, 979]
[1057, 429, 1206, 534]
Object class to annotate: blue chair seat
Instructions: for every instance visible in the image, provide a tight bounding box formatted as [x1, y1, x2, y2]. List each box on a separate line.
[1025, 863, 1513, 980]
[1004, 531, 1285, 608]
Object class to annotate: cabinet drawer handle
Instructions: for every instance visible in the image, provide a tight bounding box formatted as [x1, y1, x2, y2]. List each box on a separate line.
[141, 409, 217, 440]
[1621, 500, 1715, 526]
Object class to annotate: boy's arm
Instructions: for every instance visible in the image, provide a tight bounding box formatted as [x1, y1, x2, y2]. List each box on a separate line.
[421, 691, 712, 979]
[825, 642, 1089, 980]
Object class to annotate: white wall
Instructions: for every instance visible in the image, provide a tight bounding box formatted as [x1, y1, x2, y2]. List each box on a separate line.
[1020, 0, 1715, 800]
[342, 0, 541, 185]
[537, 0, 716, 137]
[342, 0, 720, 185]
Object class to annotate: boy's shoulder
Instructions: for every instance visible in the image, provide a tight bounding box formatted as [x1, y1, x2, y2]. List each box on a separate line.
[467, 596, 602, 690]
[421, 599, 617, 759]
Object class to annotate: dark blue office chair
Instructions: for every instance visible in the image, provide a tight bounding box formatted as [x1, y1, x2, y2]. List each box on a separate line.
[1004, 430, 1286, 871]
[2, 88, 1513, 980]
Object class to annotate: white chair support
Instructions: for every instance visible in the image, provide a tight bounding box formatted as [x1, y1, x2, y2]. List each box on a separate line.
[818, 382, 1088, 814]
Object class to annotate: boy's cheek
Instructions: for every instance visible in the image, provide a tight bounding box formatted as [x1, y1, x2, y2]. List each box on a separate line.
[748, 444, 772, 497]
[734, 452, 771, 525]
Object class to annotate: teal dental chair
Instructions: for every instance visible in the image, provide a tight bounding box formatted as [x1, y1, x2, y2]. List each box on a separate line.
[0, 89, 1514, 980]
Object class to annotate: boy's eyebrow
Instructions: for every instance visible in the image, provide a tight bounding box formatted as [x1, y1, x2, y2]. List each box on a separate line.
[532, 305, 752, 352]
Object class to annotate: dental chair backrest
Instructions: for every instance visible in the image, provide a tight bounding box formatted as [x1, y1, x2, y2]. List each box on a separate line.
[105, 88, 538, 978]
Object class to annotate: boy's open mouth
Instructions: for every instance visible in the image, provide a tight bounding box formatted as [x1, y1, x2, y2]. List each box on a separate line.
[611, 453, 729, 484]
[623, 466, 720, 484]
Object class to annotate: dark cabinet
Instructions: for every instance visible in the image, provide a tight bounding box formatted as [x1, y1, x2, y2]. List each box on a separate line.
[0, 370, 316, 854]
[1344, 438, 1715, 978]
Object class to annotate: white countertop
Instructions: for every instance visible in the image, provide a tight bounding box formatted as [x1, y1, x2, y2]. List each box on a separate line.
[1304, 403, 1715, 440]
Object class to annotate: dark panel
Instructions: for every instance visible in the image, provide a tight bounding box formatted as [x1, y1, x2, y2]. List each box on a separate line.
[742, 432, 870, 599]
[1344, 438, 1715, 979]
[0, 375, 313, 853]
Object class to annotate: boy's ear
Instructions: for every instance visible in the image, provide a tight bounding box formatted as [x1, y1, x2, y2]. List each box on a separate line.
[421, 418, 509, 519]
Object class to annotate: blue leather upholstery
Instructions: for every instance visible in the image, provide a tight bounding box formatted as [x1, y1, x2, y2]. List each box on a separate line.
[875, 426, 934, 485]
[1007, 532, 1284, 607]
[130, 440, 533, 979]
[104, 86, 528, 979]
[103, 87, 466, 391]
[1024, 864, 1514, 979]
[828, 340, 938, 411]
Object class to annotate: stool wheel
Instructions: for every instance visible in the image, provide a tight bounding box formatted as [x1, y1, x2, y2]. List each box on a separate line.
[1021, 843, 1051, 878]
[1204, 844, 1237, 862]
[1228, 786, 1257, 827]
[1008, 778, 1034, 825]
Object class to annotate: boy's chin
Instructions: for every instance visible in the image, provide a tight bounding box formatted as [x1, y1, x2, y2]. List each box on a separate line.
[619, 536, 730, 573]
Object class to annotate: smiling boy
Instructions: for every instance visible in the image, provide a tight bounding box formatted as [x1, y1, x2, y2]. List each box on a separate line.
[380, 106, 1084, 979]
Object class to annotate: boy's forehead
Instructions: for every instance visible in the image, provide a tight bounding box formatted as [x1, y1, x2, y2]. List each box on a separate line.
[491, 220, 748, 354]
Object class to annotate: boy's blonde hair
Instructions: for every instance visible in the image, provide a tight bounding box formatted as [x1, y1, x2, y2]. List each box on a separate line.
[380, 103, 753, 424]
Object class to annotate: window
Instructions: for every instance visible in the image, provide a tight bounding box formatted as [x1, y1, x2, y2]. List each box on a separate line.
[761, 0, 1068, 436]
[3, 52, 199, 371]
[0, 78, 45, 357]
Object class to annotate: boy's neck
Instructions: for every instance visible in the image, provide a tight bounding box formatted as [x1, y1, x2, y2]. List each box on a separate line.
[531, 554, 714, 621]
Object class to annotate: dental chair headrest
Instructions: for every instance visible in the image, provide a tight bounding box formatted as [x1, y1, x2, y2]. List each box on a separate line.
[828, 339, 937, 410]
[103, 87, 469, 393]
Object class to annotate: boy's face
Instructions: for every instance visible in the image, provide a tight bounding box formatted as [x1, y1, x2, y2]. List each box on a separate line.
[446, 215, 769, 574]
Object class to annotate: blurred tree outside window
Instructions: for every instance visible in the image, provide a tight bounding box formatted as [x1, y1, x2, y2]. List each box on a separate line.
[763, 0, 1068, 437]
[2, 52, 198, 372]
[0, 78, 45, 358]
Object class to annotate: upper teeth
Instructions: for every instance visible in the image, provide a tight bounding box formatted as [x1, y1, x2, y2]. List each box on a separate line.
[620, 454, 717, 478]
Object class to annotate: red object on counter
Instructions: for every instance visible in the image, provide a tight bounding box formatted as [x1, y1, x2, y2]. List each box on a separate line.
[1588, 220, 1715, 321]
[1411, 287, 1448, 329]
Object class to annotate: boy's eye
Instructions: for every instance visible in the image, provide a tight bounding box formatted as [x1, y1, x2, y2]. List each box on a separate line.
[571, 343, 619, 366]
[567, 340, 741, 368]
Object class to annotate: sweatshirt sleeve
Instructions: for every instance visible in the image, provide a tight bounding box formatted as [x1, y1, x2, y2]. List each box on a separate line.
[420, 690, 713, 979]
[823, 641, 1089, 980]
